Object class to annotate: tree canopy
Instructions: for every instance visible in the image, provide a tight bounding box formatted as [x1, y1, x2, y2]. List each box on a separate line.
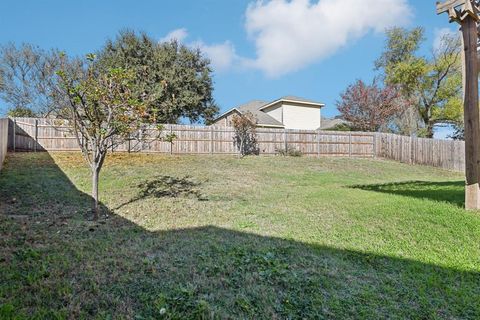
[56, 54, 160, 219]
[96, 30, 219, 125]
[336, 79, 402, 132]
[0, 43, 71, 116]
[375, 27, 463, 138]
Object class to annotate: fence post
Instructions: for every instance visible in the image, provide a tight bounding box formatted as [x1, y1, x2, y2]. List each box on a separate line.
[284, 129, 288, 151]
[317, 130, 320, 158]
[451, 139, 456, 171]
[34, 119, 38, 152]
[127, 134, 131, 153]
[373, 133, 377, 158]
[400, 135, 404, 163]
[348, 133, 352, 157]
[410, 136, 413, 164]
[13, 119, 16, 152]
[170, 126, 173, 155]
[210, 126, 213, 155]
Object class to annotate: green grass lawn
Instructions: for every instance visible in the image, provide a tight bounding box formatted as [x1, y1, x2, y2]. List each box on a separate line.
[1, 152, 479, 319]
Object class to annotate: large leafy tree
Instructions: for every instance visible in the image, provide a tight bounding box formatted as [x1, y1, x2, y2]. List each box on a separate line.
[0, 43, 72, 116]
[57, 54, 159, 219]
[96, 30, 219, 124]
[376, 27, 462, 138]
[336, 79, 402, 132]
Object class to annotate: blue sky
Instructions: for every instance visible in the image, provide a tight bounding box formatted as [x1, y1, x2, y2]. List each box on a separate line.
[0, 0, 457, 138]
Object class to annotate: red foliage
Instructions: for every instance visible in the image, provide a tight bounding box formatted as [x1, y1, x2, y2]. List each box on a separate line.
[336, 80, 403, 132]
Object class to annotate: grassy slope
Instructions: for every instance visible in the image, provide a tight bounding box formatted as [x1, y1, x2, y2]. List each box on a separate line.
[0, 152, 479, 319]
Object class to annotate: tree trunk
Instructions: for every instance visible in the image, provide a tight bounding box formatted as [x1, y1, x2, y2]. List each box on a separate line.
[426, 122, 435, 139]
[92, 166, 100, 220]
[239, 138, 244, 158]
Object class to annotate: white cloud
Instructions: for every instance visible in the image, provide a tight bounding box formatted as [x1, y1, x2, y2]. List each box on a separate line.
[161, 28, 240, 73]
[160, 28, 189, 43]
[244, 0, 413, 77]
[192, 41, 239, 72]
[433, 27, 458, 51]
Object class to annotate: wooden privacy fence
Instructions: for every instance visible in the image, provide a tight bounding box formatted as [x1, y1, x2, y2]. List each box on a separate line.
[375, 133, 465, 172]
[9, 117, 376, 157]
[0, 118, 8, 170]
[7, 117, 468, 172]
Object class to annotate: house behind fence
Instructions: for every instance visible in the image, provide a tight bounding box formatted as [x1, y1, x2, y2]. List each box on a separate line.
[4, 117, 467, 172]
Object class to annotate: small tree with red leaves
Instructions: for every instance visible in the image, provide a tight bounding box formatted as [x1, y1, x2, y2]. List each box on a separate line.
[231, 112, 258, 157]
[336, 79, 403, 132]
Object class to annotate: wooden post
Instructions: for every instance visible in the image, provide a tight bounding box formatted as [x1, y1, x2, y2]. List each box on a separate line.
[170, 126, 173, 155]
[373, 133, 377, 159]
[284, 129, 288, 151]
[210, 126, 213, 155]
[462, 15, 480, 209]
[127, 134, 131, 153]
[13, 119, 16, 152]
[34, 119, 38, 152]
[410, 136, 414, 164]
[317, 130, 320, 158]
[437, 0, 480, 209]
[348, 133, 352, 157]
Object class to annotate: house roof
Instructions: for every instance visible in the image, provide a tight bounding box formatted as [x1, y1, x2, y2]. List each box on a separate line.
[281, 95, 324, 105]
[320, 117, 349, 130]
[258, 96, 324, 112]
[214, 96, 324, 127]
[236, 100, 284, 127]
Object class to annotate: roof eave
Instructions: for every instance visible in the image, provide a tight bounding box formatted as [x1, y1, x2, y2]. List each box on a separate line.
[256, 123, 285, 128]
[212, 108, 240, 122]
[258, 99, 325, 112]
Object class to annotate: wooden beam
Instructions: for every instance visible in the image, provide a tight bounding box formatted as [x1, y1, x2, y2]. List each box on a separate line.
[448, 7, 461, 22]
[436, 0, 466, 14]
[461, 0, 480, 21]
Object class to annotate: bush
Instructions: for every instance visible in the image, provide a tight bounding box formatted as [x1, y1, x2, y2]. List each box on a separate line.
[232, 112, 259, 157]
[276, 146, 302, 157]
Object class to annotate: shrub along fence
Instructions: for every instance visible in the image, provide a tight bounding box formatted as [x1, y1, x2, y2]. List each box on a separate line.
[6, 117, 466, 172]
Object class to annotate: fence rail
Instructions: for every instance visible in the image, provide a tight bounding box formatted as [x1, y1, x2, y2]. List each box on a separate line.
[6, 117, 467, 172]
[375, 133, 465, 172]
[8, 117, 376, 158]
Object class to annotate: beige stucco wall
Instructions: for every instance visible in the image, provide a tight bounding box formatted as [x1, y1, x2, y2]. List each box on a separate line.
[263, 103, 283, 123]
[282, 102, 321, 130]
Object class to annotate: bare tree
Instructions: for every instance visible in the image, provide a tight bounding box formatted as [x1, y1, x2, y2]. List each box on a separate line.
[0, 43, 75, 116]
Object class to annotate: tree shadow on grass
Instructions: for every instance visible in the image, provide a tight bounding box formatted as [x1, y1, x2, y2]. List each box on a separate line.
[0, 153, 479, 319]
[350, 180, 465, 208]
[114, 175, 207, 211]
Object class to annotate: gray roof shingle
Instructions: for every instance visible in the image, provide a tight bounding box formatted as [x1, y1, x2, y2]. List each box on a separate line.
[236, 100, 284, 126]
[320, 117, 349, 130]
